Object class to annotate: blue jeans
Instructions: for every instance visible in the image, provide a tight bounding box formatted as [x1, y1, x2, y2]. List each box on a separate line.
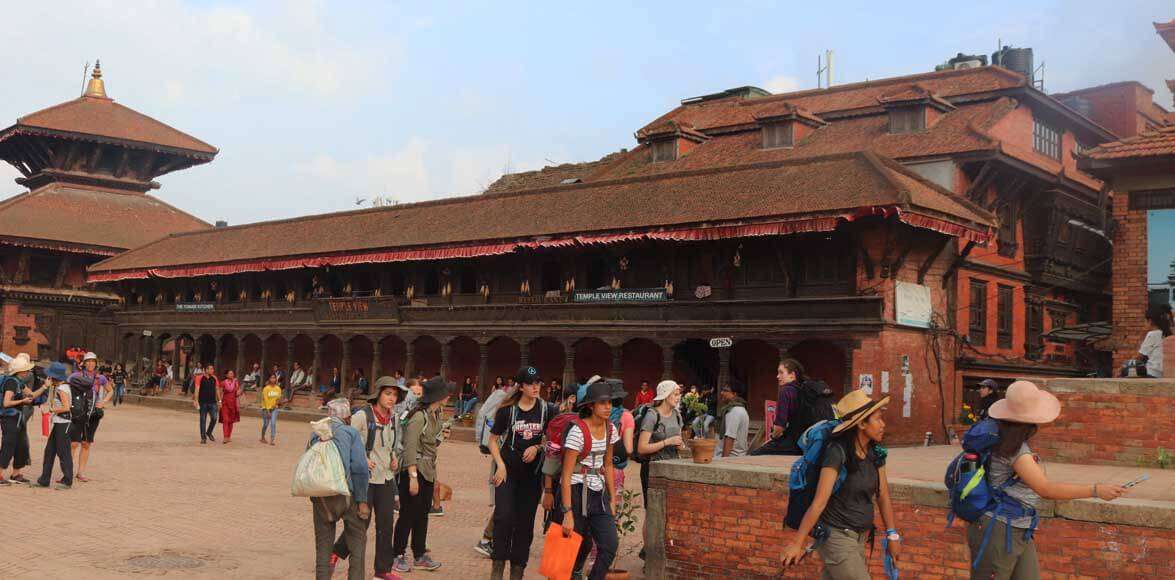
[114, 383, 126, 406]
[262, 408, 279, 440]
[459, 397, 479, 416]
[199, 402, 218, 441]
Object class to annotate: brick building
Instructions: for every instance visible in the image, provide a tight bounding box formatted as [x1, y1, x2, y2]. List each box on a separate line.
[0, 64, 216, 361]
[89, 64, 1116, 444]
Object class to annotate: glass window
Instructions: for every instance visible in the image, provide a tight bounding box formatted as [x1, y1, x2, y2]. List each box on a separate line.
[889, 108, 926, 133]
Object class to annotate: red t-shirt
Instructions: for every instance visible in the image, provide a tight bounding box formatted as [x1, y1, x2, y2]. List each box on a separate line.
[635, 389, 655, 407]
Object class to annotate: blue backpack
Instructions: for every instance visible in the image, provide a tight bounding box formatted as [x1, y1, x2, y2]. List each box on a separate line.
[0, 375, 22, 417]
[944, 418, 1038, 569]
[784, 419, 846, 530]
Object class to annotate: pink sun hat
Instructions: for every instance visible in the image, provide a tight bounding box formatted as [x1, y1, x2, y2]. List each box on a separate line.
[987, 380, 1061, 424]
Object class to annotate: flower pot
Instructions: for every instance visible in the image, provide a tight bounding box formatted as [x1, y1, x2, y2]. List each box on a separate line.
[606, 570, 631, 580]
[688, 438, 716, 463]
[459, 416, 474, 427]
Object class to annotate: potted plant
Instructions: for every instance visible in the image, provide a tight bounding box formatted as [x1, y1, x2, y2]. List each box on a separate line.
[606, 489, 641, 580]
[458, 412, 475, 427]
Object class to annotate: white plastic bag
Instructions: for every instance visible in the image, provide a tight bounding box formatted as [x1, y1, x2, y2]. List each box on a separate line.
[292, 419, 350, 498]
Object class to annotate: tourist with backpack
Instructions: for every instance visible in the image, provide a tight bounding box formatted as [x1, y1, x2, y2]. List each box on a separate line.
[753, 359, 835, 456]
[30, 362, 73, 489]
[488, 366, 553, 580]
[474, 378, 516, 558]
[557, 379, 621, 580]
[391, 376, 450, 574]
[68, 352, 111, 483]
[781, 390, 897, 579]
[307, 399, 372, 580]
[947, 380, 1127, 579]
[0, 353, 37, 486]
[330, 377, 402, 579]
[635, 380, 685, 508]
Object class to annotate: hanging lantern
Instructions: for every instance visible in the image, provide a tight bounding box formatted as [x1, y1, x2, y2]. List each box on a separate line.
[733, 244, 743, 268]
[665, 279, 674, 296]
[619, 256, 629, 271]
[406, 284, 415, 301]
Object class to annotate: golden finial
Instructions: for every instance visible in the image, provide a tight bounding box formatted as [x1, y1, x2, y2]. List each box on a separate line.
[83, 60, 107, 98]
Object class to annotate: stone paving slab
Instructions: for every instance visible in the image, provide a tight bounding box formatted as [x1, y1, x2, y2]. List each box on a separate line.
[0, 404, 645, 579]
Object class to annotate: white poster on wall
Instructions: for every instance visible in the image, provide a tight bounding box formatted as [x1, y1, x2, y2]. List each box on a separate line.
[902, 374, 914, 418]
[881, 371, 890, 394]
[895, 281, 932, 328]
[858, 374, 874, 396]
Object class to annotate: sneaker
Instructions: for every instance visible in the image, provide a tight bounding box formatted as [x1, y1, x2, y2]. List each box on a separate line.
[413, 555, 441, 571]
[0, 479, 10, 486]
[374, 573, 402, 580]
[328, 553, 339, 576]
[55, 483, 71, 490]
[26, 481, 50, 488]
[207, 434, 216, 442]
[474, 540, 492, 558]
[201, 439, 207, 445]
[428, 505, 445, 517]
[392, 556, 411, 574]
[11, 474, 28, 483]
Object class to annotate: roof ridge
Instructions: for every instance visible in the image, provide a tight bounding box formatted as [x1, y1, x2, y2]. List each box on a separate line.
[107, 101, 218, 154]
[736, 66, 1026, 108]
[14, 96, 88, 125]
[859, 150, 913, 207]
[870, 153, 995, 222]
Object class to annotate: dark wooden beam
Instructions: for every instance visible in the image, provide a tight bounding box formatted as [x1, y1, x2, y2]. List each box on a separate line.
[86, 143, 105, 173]
[964, 161, 994, 203]
[942, 241, 976, 288]
[918, 235, 952, 284]
[112, 149, 132, 178]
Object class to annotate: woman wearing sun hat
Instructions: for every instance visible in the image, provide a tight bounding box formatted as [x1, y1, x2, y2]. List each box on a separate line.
[781, 389, 899, 579]
[965, 380, 1128, 579]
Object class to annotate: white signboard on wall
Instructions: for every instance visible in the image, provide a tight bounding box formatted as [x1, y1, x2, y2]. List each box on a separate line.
[895, 281, 932, 328]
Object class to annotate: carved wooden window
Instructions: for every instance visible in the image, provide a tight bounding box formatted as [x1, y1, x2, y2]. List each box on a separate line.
[968, 279, 988, 347]
[797, 246, 853, 296]
[1033, 118, 1061, 160]
[997, 285, 1014, 349]
[13, 326, 30, 345]
[650, 139, 677, 162]
[889, 107, 926, 134]
[762, 123, 793, 149]
[1048, 309, 1067, 331]
[997, 202, 1018, 257]
[1026, 301, 1044, 360]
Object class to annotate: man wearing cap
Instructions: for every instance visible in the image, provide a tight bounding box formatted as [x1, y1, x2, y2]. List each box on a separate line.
[31, 362, 74, 489]
[975, 379, 1002, 420]
[0, 353, 37, 485]
[473, 376, 519, 558]
[714, 385, 750, 459]
[69, 352, 112, 482]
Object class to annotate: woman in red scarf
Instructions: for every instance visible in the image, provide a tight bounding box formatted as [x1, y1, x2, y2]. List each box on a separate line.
[220, 370, 241, 443]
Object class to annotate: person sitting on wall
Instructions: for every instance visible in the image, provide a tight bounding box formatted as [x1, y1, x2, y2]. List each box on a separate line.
[751, 359, 834, 456]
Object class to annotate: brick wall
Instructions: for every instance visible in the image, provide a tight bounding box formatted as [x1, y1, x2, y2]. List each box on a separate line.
[1111, 191, 1148, 369]
[650, 468, 1175, 579]
[1029, 377, 1175, 467]
[1, 301, 49, 358]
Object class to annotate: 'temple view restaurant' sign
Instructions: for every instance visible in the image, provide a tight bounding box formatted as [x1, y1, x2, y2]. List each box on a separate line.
[571, 288, 670, 303]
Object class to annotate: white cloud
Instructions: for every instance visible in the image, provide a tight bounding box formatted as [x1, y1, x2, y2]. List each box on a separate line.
[302, 138, 432, 203]
[763, 74, 802, 94]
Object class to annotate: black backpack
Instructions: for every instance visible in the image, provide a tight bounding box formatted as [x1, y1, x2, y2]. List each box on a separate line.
[633, 404, 681, 464]
[791, 380, 835, 437]
[68, 379, 95, 421]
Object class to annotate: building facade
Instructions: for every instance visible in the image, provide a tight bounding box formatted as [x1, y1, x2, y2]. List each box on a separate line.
[89, 64, 1116, 443]
[0, 64, 215, 361]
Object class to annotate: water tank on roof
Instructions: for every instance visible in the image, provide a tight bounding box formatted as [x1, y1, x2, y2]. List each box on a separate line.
[948, 52, 988, 69]
[1060, 95, 1093, 118]
[992, 46, 1033, 82]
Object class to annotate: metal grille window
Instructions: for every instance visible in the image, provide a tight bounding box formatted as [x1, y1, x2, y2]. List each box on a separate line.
[997, 285, 1014, 349]
[1033, 118, 1061, 159]
[969, 279, 988, 347]
[762, 123, 793, 149]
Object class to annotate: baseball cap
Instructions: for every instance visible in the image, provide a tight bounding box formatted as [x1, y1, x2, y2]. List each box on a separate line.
[654, 380, 678, 402]
[514, 366, 540, 385]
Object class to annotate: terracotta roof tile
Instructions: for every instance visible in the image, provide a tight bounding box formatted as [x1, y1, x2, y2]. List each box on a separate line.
[0, 185, 210, 252]
[483, 151, 626, 193]
[1084, 125, 1175, 160]
[9, 95, 217, 154]
[89, 152, 992, 276]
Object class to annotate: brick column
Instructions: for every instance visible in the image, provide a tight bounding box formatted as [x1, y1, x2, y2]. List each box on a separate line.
[717, 347, 731, 389]
[440, 340, 451, 379]
[312, 338, 322, 388]
[520, 339, 530, 369]
[1112, 190, 1149, 369]
[563, 342, 576, 388]
[234, 335, 244, 380]
[612, 343, 623, 378]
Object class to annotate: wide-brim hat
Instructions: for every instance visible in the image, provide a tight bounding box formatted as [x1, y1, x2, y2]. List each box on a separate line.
[577, 380, 614, 409]
[369, 377, 401, 404]
[420, 376, 452, 405]
[831, 390, 891, 434]
[988, 380, 1060, 425]
[46, 362, 69, 381]
[7, 353, 34, 374]
[653, 380, 678, 402]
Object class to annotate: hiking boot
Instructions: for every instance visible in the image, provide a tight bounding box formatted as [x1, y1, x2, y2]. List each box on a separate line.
[490, 560, 506, 580]
[392, 556, 411, 574]
[0, 479, 11, 486]
[509, 563, 525, 580]
[413, 554, 441, 571]
[474, 540, 492, 558]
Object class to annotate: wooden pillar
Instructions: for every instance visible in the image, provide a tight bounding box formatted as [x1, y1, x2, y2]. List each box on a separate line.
[404, 339, 416, 379]
[234, 335, 245, 381]
[563, 341, 576, 389]
[611, 342, 623, 378]
[717, 346, 731, 389]
[312, 337, 323, 388]
[341, 338, 352, 395]
[520, 339, 531, 368]
[477, 342, 489, 399]
[662, 342, 676, 381]
[372, 338, 383, 381]
[285, 338, 295, 387]
[214, 336, 224, 375]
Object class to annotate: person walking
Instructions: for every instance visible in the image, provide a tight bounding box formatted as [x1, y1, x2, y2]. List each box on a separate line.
[111, 363, 127, 406]
[331, 377, 402, 579]
[30, 362, 73, 489]
[488, 367, 551, 580]
[474, 378, 518, 558]
[714, 385, 750, 459]
[69, 352, 111, 483]
[260, 374, 282, 445]
[193, 364, 220, 444]
[964, 380, 1128, 579]
[0, 353, 37, 486]
[781, 390, 898, 578]
[558, 380, 620, 580]
[220, 370, 241, 444]
[309, 399, 372, 580]
[391, 376, 450, 574]
[636, 380, 685, 507]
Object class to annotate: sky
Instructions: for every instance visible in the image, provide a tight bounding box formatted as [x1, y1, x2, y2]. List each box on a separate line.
[0, 0, 1171, 229]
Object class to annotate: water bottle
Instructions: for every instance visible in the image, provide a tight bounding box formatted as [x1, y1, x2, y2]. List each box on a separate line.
[960, 452, 979, 474]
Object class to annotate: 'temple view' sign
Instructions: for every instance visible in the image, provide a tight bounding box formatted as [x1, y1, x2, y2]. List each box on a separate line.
[571, 288, 670, 303]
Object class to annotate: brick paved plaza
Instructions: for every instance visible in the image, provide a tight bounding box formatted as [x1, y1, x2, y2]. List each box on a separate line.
[1, 404, 645, 579]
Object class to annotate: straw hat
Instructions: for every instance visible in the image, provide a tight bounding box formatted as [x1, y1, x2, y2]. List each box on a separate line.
[987, 380, 1060, 425]
[7, 353, 34, 374]
[831, 389, 891, 434]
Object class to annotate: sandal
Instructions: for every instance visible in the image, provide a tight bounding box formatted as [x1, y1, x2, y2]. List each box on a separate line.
[76, 475, 90, 483]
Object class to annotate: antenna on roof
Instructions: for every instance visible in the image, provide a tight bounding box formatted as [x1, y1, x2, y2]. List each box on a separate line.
[80, 61, 91, 95]
[817, 50, 834, 88]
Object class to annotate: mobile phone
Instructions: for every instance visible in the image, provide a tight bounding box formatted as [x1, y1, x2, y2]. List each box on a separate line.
[1123, 474, 1150, 488]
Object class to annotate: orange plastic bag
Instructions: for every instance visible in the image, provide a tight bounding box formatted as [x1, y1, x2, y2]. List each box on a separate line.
[539, 523, 583, 580]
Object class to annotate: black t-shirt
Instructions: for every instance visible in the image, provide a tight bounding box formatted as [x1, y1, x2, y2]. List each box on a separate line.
[197, 376, 219, 405]
[1, 377, 23, 415]
[820, 441, 885, 532]
[491, 402, 549, 469]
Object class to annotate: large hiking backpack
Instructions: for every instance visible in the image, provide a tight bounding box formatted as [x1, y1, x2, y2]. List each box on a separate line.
[632, 404, 681, 464]
[540, 412, 616, 478]
[476, 388, 510, 455]
[67, 375, 95, 421]
[784, 420, 845, 529]
[790, 380, 836, 436]
[944, 418, 1038, 569]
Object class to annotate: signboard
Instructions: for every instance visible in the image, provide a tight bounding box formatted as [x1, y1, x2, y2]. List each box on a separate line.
[895, 281, 932, 328]
[571, 288, 669, 303]
[858, 373, 874, 395]
[176, 303, 215, 312]
[314, 297, 401, 322]
[141, 330, 153, 337]
[709, 337, 733, 348]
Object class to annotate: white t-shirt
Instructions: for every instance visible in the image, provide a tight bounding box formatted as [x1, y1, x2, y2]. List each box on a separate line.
[1140, 329, 1164, 377]
[564, 422, 620, 491]
[51, 384, 71, 425]
[714, 405, 750, 459]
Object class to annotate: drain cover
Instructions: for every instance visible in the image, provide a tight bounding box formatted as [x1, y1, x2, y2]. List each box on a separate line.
[126, 553, 206, 570]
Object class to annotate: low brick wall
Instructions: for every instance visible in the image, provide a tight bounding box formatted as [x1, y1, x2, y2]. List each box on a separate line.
[1030, 378, 1175, 467]
[644, 460, 1175, 579]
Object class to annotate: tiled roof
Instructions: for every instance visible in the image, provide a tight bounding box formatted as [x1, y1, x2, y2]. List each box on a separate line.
[0, 185, 210, 253]
[89, 151, 992, 277]
[483, 151, 625, 193]
[7, 95, 216, 155]
[1084, 125, 1175, 161]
